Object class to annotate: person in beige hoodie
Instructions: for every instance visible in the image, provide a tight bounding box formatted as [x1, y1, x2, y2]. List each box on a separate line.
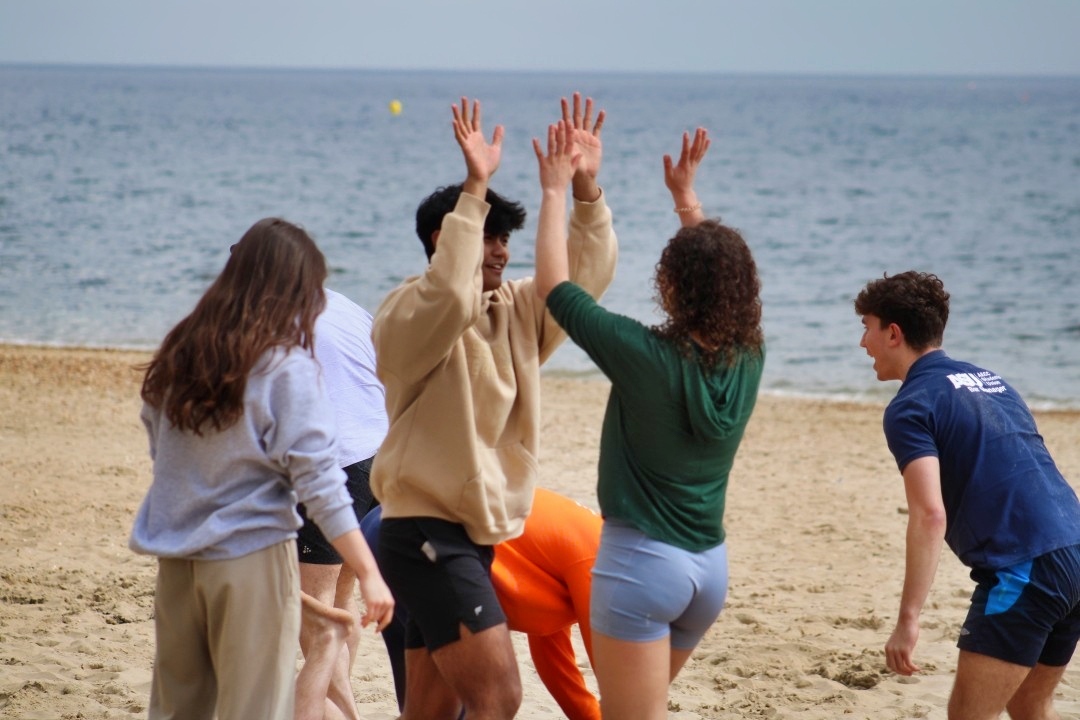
[370, 94, 617, 720]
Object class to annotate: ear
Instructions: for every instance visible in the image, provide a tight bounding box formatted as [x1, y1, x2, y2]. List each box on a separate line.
[886, 322, 905, 347]
[430, 229, 441, 250]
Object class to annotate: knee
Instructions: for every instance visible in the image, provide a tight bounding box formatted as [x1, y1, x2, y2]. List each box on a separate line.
[468, 671, 521, 719]
[300, 593, 352, 647]
[1005, 693, 1055, 720]
[494, 674, 523, 719]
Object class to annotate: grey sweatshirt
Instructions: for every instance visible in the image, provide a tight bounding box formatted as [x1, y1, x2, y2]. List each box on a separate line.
[130, 346, 357, 560]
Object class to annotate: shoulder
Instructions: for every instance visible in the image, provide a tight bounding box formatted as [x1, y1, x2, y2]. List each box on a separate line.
[259, 346, 320, 382]
[374, 276, 422, 319]
[322, 289, 373, 323]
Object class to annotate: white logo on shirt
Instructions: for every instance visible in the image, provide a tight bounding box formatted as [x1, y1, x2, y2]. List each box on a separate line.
[946, 371, 1007, 395]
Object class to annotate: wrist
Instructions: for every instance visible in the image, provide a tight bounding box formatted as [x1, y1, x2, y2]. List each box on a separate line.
[462, 176, 488, 200]
[572, 174, 601, 203]
[670, 190, 698, 207]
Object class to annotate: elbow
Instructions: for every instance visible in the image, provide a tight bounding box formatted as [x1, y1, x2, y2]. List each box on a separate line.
[911, 505, 948, 538]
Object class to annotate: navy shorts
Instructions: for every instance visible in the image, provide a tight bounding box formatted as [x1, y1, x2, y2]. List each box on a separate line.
[296, 456, 377, 565]
[959, 543, 1080, 667]
[377, 517, 506, 652]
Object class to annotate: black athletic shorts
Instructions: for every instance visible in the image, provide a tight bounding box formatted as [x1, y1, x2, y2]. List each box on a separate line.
[959, 543, 1080, 667]
[377, 516, 506, 652]
[296, 456, 377, 565]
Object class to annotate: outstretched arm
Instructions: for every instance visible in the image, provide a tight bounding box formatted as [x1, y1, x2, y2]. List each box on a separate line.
[562, 92, 605, 203]
[372, 98, 503, 384]
[534, 121, 580, 300]
[663, 127, 710, 227]
[452, 97, 504, 199]
[885, 456, 946, 676]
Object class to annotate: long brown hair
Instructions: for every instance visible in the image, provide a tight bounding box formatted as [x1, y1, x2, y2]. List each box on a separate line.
[653, 219, 764, 370]
[140, 218, 328, 435]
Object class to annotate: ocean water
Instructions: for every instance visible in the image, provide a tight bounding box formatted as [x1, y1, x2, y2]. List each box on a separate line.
[2, 65, 1078, 407]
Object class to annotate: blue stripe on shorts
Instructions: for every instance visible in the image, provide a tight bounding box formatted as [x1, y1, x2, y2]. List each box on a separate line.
[987, 560, 1033, 615]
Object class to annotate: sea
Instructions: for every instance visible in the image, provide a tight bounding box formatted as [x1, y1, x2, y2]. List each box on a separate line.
[2, 65, 1078, 408]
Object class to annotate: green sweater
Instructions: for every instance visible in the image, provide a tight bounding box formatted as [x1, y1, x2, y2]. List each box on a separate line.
[546, 281, 763, 552]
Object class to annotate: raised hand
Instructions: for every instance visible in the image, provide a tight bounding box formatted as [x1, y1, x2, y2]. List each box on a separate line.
[533, 120, 580, 193]
[663, 127, 710, 226]
[663, 127, 710, 197]
[532, 121, 579, 300]
[561, 92, 604, 202]
[452, 97, 504, 195]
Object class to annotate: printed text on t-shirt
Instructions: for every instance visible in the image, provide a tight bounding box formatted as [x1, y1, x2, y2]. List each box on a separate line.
[946, 371, 1006, 394]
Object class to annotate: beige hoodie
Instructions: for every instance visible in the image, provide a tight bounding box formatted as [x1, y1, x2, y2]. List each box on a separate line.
[370, 190, 617, 545]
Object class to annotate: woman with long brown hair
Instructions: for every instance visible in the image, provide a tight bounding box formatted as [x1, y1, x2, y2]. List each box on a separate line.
[533, 124, 765, 719]
[130, 217, 392, 720]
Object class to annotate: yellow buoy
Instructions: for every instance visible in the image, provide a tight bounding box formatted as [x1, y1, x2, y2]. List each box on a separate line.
[389, 99, 403, 116]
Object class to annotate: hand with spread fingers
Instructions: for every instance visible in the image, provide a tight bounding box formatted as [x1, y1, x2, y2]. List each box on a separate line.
[560, 92, 605, 202]
[664, 127, 710, 227]
[451, 97, 504, 197]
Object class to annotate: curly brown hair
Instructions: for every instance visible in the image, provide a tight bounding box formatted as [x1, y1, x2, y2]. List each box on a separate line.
[140, 218, 328, 435]
[854, 271, 949, 351]
[652, 219, 764, 370]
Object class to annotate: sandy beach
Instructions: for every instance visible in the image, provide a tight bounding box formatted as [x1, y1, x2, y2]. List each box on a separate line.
[2, 343, 1078, 720]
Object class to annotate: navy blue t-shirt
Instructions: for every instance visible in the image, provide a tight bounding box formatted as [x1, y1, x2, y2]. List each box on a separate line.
[884, 350, 1080, 570]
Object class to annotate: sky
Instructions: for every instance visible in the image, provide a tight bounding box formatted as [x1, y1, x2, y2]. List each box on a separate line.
[2, 0, 1079, 76]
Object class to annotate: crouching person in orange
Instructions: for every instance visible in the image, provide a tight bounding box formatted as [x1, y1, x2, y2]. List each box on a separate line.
[491, 488, 602, 720]
[362, 487, 602, 720]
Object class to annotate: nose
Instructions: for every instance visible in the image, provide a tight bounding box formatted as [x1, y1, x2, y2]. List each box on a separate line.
[491, 243, 508, 261]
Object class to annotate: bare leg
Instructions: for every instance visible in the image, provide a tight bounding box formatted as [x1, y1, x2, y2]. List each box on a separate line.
[948, 649, 1032, 720]
[592, 630, 670, 720]
[399, 647, 462, 720]
[296, 563, 361, 720]
[400, 623, 521, 720]
[1006, 662, 1069, 720]
[670, 646, 694, 682]
[296, 592, 354, 720]
[325, 568, 362, 719]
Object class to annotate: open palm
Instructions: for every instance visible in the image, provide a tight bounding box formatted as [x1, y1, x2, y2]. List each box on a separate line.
[562, 93, 604, 180]
[452, 98, 503, 182]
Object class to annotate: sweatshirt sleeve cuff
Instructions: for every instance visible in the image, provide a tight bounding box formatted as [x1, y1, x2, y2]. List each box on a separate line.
[571, 187, 607, 224]
[455, 189, 492, 222]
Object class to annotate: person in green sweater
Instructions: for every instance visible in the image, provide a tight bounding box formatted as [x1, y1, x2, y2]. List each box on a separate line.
[534, 123, 764, 720]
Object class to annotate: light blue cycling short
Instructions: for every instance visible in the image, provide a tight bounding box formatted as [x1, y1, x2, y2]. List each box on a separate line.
[590, 520, 728, 649]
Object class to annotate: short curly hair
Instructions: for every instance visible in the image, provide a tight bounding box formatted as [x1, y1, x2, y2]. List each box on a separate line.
[415, 184, 526, 260]
[652, 219, 764, 370]
[854, 271, 950, 351]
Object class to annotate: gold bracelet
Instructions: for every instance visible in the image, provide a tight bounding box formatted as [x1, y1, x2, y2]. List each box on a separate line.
[673, 203, 702, 214]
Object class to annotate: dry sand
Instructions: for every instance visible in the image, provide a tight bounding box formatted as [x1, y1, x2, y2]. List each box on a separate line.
[2, 343, 1079, 719]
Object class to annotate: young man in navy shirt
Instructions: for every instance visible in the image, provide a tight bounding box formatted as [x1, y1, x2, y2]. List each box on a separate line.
[855, 270, 1080, 720]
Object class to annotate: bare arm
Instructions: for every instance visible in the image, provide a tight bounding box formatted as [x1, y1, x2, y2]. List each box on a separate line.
[372, 99, 503, 383]
[534, 121, 580, 300]
[885, 456, 947, 676]
[663, 127, 710, 227]
[330, 529, 395, 632]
